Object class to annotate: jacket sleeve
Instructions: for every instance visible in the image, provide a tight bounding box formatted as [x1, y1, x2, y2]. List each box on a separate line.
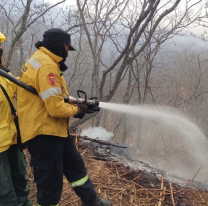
[35, 64, 78, 118]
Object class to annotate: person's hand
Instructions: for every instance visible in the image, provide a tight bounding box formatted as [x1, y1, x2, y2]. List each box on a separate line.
[0, 42, 2, 48]
[73, 104, 88, 119]
[86, 105, 100, 114]
[86, 97, 100, 114]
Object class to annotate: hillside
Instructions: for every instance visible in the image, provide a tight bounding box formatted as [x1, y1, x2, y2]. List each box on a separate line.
[26, 143, 208, 206]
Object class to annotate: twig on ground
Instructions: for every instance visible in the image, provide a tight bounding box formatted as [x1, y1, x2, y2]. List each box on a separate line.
[169, 182, 175, 206]
[176, 165, 203, 194]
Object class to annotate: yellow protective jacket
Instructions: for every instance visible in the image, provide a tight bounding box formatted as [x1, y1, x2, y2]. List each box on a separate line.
[17, 47, 79, 143]
[0, 75, 17, 153]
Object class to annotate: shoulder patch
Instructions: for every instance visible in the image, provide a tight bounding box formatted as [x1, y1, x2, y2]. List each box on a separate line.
[46, 73, 57, 86]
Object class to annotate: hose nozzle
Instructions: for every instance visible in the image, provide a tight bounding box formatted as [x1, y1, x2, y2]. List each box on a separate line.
[66, 96, 99, 106]
[63, 90, 99, 106]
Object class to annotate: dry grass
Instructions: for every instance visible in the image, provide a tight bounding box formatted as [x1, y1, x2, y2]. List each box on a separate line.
[26, 147, 208, 206]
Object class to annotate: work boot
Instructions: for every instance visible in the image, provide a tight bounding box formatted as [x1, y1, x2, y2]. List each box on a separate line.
[81, 198, 111, 206]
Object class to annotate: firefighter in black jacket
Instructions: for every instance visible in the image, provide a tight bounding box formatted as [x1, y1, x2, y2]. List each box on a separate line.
[17, 28, 111, 206]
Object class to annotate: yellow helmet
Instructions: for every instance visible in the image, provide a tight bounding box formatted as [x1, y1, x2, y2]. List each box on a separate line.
[0, 32, 6, 42]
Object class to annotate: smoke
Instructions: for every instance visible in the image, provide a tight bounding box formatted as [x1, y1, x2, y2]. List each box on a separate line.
[99, 102, 208, 185]
[80, 126, 114, 141]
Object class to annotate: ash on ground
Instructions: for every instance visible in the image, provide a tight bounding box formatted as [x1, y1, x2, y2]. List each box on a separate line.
[88, 142, 208, 191]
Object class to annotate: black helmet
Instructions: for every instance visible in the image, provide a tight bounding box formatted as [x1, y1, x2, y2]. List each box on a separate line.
[43, 28, 76, 51]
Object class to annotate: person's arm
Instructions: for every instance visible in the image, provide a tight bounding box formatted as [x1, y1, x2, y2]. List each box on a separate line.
[36, 65, 79, 118]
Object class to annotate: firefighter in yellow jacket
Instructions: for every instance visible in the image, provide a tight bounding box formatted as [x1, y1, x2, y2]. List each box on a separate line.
[17, 28, 111, 206]
[0, 32, 32, 206]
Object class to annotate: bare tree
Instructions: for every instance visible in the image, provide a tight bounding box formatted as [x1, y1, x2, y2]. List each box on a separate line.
[75, 0, 204, 104]
[0, 0, 66, 69]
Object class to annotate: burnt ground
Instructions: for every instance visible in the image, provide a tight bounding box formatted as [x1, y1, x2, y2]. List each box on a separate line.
[25, 143, 208, 206]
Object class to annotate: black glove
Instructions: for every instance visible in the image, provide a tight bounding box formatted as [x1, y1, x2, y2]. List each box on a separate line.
[73, 104, 88, 119]
[86, 105, 100, 114]
[86, 97, 100, 114]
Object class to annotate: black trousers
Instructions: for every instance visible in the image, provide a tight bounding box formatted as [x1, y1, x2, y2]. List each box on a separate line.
[26, 135, 98, 206]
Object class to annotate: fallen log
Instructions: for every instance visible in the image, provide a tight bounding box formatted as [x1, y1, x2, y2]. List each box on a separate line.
[70, 134, 127, 148]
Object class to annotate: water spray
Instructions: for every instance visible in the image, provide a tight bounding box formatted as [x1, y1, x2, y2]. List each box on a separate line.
[98, 102, 208, 183]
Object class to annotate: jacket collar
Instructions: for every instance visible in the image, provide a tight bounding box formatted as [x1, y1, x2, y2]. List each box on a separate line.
[39, 47, 63, 64]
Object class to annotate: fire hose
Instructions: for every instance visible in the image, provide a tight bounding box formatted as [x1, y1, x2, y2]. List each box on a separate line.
[0, 65, 126, 148]
[0, 64, 99, 106]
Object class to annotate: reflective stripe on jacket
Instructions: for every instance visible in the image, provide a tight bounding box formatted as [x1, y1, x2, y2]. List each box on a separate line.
[0, 76, 17, 153]
[17, 47, 78, 143]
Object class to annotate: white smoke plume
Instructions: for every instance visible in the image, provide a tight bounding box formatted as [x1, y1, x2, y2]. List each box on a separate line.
[80, 127, 114, 141]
